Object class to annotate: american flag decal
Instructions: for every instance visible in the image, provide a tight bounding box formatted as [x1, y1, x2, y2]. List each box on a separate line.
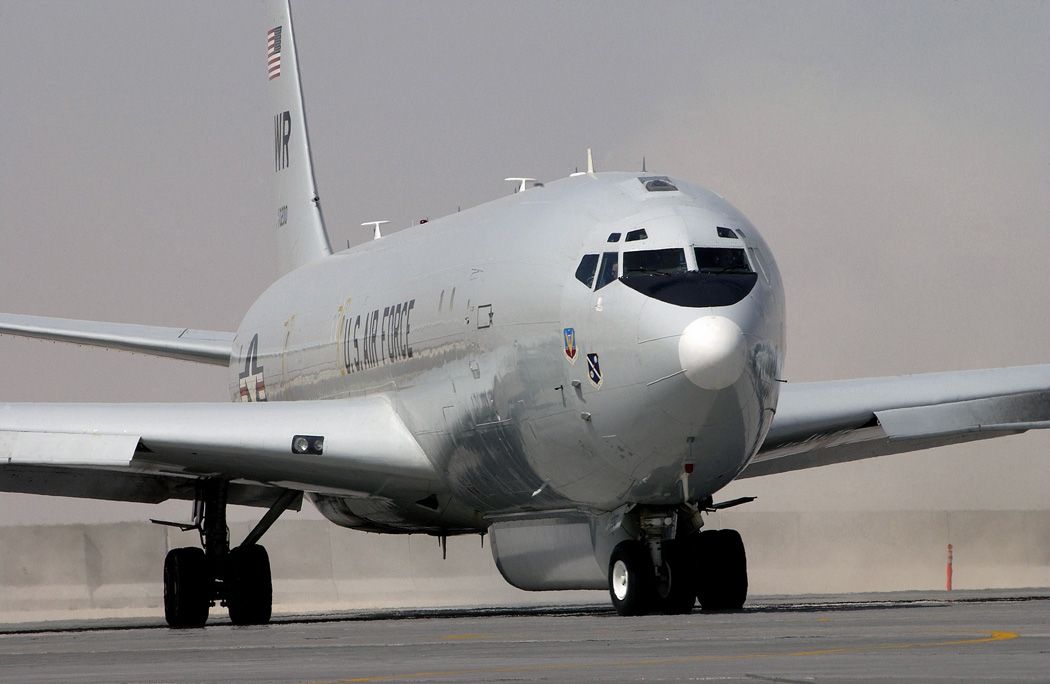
[267, 26, 282, 80]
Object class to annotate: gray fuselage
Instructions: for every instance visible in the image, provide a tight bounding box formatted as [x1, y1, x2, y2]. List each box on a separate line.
[229, 172, 785, 533]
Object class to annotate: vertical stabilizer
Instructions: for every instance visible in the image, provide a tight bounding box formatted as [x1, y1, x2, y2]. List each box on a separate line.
[267, 0, 332, 275]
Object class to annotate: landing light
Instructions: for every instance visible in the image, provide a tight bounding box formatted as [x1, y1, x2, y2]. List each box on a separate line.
[291, 434, 324, 455]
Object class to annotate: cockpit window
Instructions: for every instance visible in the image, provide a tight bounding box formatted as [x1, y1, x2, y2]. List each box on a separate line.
[607, 232, 621, 242]
[594, 252, 619, 290]
[716, 226, 738, 239]
[575, 253, 599, 288]
[618, 246, 758, 307]
[623, 248, 687, 277]
[625, 228, 648, 242]
[638, 176, 678, 192]
[695, 247, 752, 274]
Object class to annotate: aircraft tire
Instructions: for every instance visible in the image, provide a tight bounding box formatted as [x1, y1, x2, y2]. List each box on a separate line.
[163, 547, 210, 628]
[653, 540, 697, 615]
[696, 529, 748, 611]
[226, 544, 273, 626]
[609, 540, 656, 616]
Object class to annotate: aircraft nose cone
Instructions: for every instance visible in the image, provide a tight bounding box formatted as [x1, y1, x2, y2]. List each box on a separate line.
[678, 315, 746, 390]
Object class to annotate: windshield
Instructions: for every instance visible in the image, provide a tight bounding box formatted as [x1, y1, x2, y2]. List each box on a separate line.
[574, 254, 598, 288]
[695, 247, 752, 274]
[619, 245, 758, 307]
[594, 252, 619, 290]
[623, 248, 687, 276]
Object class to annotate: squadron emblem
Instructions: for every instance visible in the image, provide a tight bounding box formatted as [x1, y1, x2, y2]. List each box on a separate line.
[238, 334, 268, 402]
[586, 353, 603, 389]
[563, 327, 578, 363]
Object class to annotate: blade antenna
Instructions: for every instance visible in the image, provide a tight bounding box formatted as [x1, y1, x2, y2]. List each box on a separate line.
[504, 177, 536, 193]
[361, 220, 389, 240]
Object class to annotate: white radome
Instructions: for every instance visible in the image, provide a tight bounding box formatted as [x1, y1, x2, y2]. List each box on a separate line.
[678, 315, 746, 390]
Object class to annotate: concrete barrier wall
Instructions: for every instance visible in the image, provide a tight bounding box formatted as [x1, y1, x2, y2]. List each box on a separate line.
[1, 511, 1047, 621]
[712, 510, 1050, 594]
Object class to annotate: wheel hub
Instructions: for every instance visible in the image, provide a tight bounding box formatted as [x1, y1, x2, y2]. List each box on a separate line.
[612, 559, 630, 600]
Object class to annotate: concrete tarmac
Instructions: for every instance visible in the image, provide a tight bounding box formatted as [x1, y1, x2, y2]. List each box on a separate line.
[0, 590, 1047, 683]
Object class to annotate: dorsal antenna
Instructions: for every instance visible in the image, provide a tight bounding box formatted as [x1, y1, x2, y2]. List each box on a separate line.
[587, 148, 594, 174]
[642, 156, 647, 172]
[504, 177, 536, 193]
[361, 220, 388, 240]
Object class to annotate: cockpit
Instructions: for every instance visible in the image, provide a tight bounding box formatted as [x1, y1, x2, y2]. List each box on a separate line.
[573, 228, 759, 308]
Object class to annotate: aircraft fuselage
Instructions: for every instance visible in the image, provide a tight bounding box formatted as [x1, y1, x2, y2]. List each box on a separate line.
[229, 172, 785, 533]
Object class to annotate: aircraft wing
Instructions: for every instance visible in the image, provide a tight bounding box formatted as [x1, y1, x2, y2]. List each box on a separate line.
[0, 312, 234, 365]
[0, 398, 439, 507]
[741, 364, 1050, 478]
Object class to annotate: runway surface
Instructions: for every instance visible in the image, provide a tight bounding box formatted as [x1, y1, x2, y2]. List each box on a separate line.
[0, 590, 1047, 683]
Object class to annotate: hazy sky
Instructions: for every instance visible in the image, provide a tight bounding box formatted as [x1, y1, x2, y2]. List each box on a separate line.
[1, 1, 1048, 524]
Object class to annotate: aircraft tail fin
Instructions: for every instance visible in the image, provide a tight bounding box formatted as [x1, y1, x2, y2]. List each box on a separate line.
[266, 0, 332, 275]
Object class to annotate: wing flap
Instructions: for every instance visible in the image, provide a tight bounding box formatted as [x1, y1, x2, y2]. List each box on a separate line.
[740, 426, 1010, 479]
[876, 389, 1050, 440]
[0, 312, 234, 365]
[0, 464, 297, 508]
[0, 397, 439, 503]
[1, 431, 138, 467]
[743, 365, 1050, 478]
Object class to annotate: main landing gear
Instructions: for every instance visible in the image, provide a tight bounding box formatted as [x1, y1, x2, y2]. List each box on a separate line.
[156, 481, 298, 628]
[607, 510, 747, 616]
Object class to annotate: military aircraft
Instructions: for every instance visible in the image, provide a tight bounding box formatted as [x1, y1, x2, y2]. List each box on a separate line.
[3, 0, 1049, 627]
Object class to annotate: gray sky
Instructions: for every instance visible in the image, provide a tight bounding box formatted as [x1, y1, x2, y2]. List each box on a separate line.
[1, 1, 1048, 524]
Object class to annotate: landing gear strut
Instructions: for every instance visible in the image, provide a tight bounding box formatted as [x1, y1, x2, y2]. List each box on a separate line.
[654, 539, 701, 614]
[159, 482, 296, 628]
[606, 509, 748, 616]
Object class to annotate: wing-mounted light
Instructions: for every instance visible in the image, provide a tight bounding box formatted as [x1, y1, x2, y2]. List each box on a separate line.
[291, 434, 324, 455]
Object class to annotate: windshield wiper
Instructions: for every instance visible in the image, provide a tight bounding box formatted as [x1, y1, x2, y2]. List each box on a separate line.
[702, 266, 750, 275]
[627, 266, 673, 277]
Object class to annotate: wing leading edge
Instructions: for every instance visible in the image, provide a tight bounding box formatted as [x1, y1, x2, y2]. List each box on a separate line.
[743, 364, 1050, 478]
[0, 312, 234, 365]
